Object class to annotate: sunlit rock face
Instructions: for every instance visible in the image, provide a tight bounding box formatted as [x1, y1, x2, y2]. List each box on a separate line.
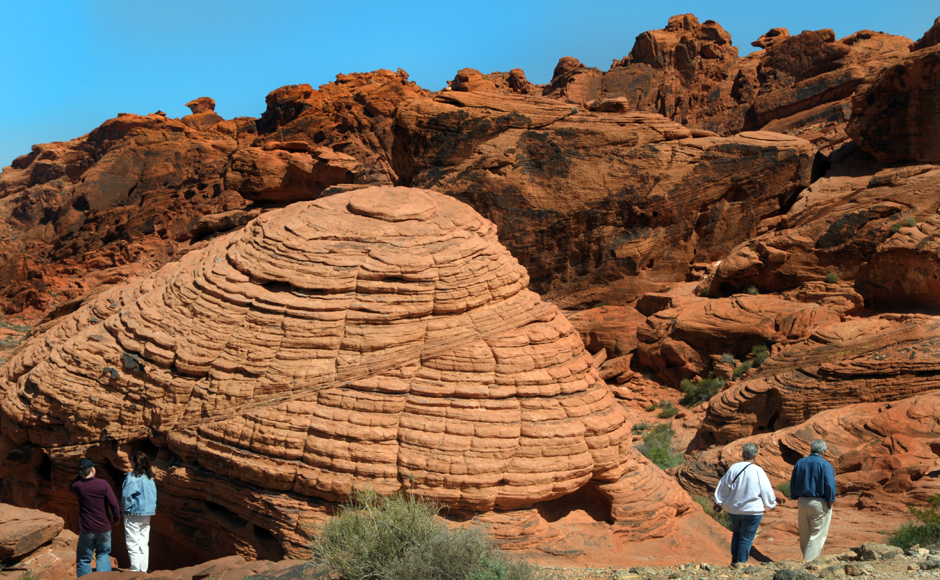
[0, 186, 719, 562]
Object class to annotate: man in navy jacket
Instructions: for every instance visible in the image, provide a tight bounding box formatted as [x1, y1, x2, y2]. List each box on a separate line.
[70, 458, 121, 576]
[789, 439, 837, 561]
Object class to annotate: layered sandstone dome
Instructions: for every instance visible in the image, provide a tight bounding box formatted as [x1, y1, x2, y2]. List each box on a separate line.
[0, 186, 636, 511]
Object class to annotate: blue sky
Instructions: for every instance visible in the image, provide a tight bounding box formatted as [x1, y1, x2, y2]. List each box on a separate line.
[1, 1, 936, 167]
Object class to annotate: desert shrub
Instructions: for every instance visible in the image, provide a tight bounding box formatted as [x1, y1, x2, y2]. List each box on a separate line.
[888, 494, 940, 550]
[632, 421, 651, 434]
[720, 353, 735, 364]
[775, 481, 790, 497]
[693, 495, 732, 530]
[386, 526, 539, 580]
[744, 284, 759, 295]
[680, 375, 726, 406]
[732, 360, 753, 379]
[824, 272, 840, 284]
[637, 423, 684, 470]
[657, 402, 678, 419]
[751, 344, 770, 367]
[700, 288, 711, 298]
[644, 402, 658, 412]
[891, 217, 918, 233]
[311, 490, 542, 580]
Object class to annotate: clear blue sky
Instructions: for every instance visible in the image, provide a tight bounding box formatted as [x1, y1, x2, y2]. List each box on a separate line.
[2, 1, 936, 167]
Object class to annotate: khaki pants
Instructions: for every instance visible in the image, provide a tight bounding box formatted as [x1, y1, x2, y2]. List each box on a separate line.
[798, 496, 832, 561]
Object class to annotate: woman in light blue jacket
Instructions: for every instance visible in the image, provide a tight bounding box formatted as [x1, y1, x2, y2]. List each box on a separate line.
[122, 451, 157, 572]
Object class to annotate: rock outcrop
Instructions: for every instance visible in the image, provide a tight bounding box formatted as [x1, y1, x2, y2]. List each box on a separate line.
[394, 89, 814, 299]
[678, 390, 940, 510]
[0, 186, 723, 562]
[689, 314, 940, 449]
[847, 45, 940, 164]
[1, 11, 940, 574]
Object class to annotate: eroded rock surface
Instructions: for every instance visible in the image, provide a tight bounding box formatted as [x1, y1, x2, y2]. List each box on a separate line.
[394, 90, 814, 298]
[0, 186, 723, 563]
[690, 314, 940, 449]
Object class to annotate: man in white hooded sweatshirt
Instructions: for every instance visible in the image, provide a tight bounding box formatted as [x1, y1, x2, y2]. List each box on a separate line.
[714, 443, 778, 565]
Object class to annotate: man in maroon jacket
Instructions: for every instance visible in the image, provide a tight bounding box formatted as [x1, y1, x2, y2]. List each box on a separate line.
[70, 458, 121, 576]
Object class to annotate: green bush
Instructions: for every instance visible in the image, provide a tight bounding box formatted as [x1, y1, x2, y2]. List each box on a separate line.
[680, 375, 726, 406]
[744, 284, 759, 295]
[311, 490, 542, 580]
[824, 272, 840, 284]
[888, 494, 940, 550]
[776, 481, 790, 497]
[891, 217, 918, 233]
[631, 421, 651, 434]
[693, 495, 732, 530]
[732, 360, 753, 379]
[637, 423, 684, 470]
[700, 288, 711, 298]
[657, 402, 678, 419]
[720, 353, 736, 364]
[751, 344, 770, 367]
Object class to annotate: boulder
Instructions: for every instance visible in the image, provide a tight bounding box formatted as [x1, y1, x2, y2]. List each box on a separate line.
[0, 504, 63, 560]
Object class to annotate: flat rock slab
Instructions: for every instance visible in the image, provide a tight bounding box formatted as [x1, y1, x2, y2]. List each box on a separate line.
[0, 503, 64, 560]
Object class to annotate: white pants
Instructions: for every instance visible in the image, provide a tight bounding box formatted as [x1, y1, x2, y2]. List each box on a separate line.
[798, 497, 832, 562]
[124, 515, 151, 572]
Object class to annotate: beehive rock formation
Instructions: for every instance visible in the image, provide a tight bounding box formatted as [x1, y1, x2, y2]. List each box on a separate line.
[0, 186, 723, 562]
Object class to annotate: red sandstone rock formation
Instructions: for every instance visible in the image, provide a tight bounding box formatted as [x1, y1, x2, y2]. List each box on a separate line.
[394, 89, 814, 298]
[689, 313, 940, 449]
[1, 12, 939, 572]
[0, 186, 724, 563]
[847, 44, 940, 164]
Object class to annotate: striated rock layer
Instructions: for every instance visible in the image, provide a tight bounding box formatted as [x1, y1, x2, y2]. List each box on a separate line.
[677, 390, 940, 515]
[0, 186, 723, 563]
[690, 314, 940, 449]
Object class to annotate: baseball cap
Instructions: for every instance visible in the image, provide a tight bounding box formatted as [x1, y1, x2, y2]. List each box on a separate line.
[78, 458, 95, 469]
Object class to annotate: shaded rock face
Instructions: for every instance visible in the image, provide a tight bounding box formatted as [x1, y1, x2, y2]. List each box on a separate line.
[254, 70, 428, 183]
[0, 186, 713, 561]
[394, 90, 814, 298]
[847, 45, 940, 164]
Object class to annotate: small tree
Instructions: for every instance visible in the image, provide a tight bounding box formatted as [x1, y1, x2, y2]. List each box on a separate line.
[824, 272, 840, 284]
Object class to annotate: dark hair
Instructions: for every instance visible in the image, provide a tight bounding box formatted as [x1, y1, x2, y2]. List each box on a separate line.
[79, 466, 94, 478]
[131, 451, 155, 479]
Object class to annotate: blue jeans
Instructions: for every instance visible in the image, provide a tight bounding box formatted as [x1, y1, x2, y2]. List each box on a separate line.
[728, 513, 763, 564]
[76, 530, 112, 576]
